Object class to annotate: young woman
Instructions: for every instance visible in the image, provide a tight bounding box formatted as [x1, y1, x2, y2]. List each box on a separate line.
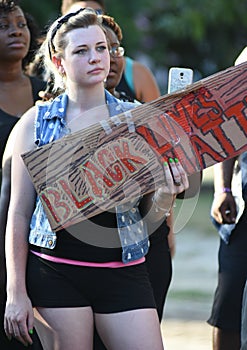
[4, 9, 188, 349]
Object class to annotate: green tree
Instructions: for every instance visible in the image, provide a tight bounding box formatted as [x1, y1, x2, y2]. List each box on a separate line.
[106, 0, 247, 78]
[21, 0, 60, 30]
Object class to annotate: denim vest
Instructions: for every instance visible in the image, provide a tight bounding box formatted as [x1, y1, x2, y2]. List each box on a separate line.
[29, 90, 149, 263]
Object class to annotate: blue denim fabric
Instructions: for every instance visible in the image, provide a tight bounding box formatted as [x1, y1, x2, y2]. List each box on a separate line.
[115, 199, 150, 263]
[30, 199, 57, 249]
[29, 90, 149, 263]
[210, 216, 235, 244]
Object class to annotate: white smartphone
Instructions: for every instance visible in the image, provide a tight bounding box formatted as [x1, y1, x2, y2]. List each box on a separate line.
[168, 67, 193, 93]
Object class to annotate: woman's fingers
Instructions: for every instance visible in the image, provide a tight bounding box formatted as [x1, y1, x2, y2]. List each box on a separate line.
[168, 158, 181, 186]
[173, 158, 189, 190]
[162, 157, 189, 193]
[4, 300, 34, 346]
[163, 160, 174, 189]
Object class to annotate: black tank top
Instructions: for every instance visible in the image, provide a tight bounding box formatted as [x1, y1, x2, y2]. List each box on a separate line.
[0, 76, 46, 166]
[116, 74, 137, 101]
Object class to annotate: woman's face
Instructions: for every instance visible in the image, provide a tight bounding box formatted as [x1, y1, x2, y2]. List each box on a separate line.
[0, 6, 30, 63]
[105, 28, 124, 91]
[66, 1, 104, 14]
[60, 25, 110, 88]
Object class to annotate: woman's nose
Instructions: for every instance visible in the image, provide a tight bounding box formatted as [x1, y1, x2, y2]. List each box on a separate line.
[9, 24, 22, 37]
[88, 50, 100, 64]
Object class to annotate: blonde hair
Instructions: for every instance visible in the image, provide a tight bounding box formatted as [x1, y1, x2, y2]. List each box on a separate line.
[41, 8, 105, 93]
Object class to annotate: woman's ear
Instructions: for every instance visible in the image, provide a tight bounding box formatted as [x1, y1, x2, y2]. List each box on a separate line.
[52, 56, 65, 75]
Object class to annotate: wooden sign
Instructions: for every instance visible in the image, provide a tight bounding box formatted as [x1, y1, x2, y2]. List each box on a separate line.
[22, 62, 247, 231]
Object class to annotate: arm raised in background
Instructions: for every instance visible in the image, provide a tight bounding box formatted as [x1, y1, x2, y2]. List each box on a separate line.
[133, 61, 160, 102]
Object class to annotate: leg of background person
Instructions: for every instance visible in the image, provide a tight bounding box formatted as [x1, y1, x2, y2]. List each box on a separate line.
[212, 327, 240, 350]
[94, 327, 107, 350]
[145, 233, 172, 321]
[241, 281, 247, 350]
[208, 211, 247, 350]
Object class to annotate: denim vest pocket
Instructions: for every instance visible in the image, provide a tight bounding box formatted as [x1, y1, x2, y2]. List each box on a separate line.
[29, 199, 57, 249]
[115, 200, 149, 263]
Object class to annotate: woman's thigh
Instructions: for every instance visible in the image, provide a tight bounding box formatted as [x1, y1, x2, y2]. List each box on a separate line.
[95, 308, 164, 350]
[34, 307, 94, 350]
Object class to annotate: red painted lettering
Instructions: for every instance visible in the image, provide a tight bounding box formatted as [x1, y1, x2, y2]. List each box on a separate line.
[59, 180, 93, 209]
[96, 148, 124, 182]
[81, 160, 114, 197]
[113, 139, 147, 173]
[41, 189, 71, 223]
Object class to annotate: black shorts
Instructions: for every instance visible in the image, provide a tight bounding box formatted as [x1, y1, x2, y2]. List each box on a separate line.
[207, 210, 247, 331]
[26, 253, 156, 314]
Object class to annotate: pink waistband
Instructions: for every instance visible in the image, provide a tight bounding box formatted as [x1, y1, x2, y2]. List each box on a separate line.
[30, 250, 145, 268]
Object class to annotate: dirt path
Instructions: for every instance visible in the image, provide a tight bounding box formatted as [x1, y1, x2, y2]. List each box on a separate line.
[161, 320, 212, 349]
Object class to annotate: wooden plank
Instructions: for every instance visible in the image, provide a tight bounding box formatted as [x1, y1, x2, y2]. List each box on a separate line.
[22, 62, 247, 231]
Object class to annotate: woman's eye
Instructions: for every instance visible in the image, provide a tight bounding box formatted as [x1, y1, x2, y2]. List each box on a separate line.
[96, 45, 107, 52]
[76, 49, 87, 55]
[0, 23, 8, 29]
[18, 22, 27, 28]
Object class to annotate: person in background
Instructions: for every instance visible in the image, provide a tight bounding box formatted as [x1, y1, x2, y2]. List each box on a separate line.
[60, 3, 173, 260]
[60, 0, 161, 103]
[208, 48, 247, 350]
[4, 8, 188, 349]
[61, 0, 176, 285]
[233, 46, 247, 350]
[101, 13, 173, 322]
[0, 0, 45, 349]
[61, 0, 105, 15]
[91, 14, 174, 349]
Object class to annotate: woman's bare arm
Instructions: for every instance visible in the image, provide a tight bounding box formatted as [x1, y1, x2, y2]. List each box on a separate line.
[133, 61, 160, 102]
[4, 107, 37, 346]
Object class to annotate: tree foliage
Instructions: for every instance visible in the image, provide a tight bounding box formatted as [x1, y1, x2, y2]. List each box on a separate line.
[106, 0, 247, 78]
[20, 0, 247, 87]
[21, 0, 61, 31]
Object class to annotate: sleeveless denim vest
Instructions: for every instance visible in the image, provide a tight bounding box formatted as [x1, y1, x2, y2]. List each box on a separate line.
[29, 90, 149, 263]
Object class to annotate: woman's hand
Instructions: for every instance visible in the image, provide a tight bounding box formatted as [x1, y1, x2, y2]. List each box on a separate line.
[153, 158, 189, 211]
[143, 158, 189, 222]
[161, 157, 189, 194]
[4, 292, 34, 346]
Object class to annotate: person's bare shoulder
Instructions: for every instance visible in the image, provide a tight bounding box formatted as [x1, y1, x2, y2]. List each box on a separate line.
[132, 60, 160, 102]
